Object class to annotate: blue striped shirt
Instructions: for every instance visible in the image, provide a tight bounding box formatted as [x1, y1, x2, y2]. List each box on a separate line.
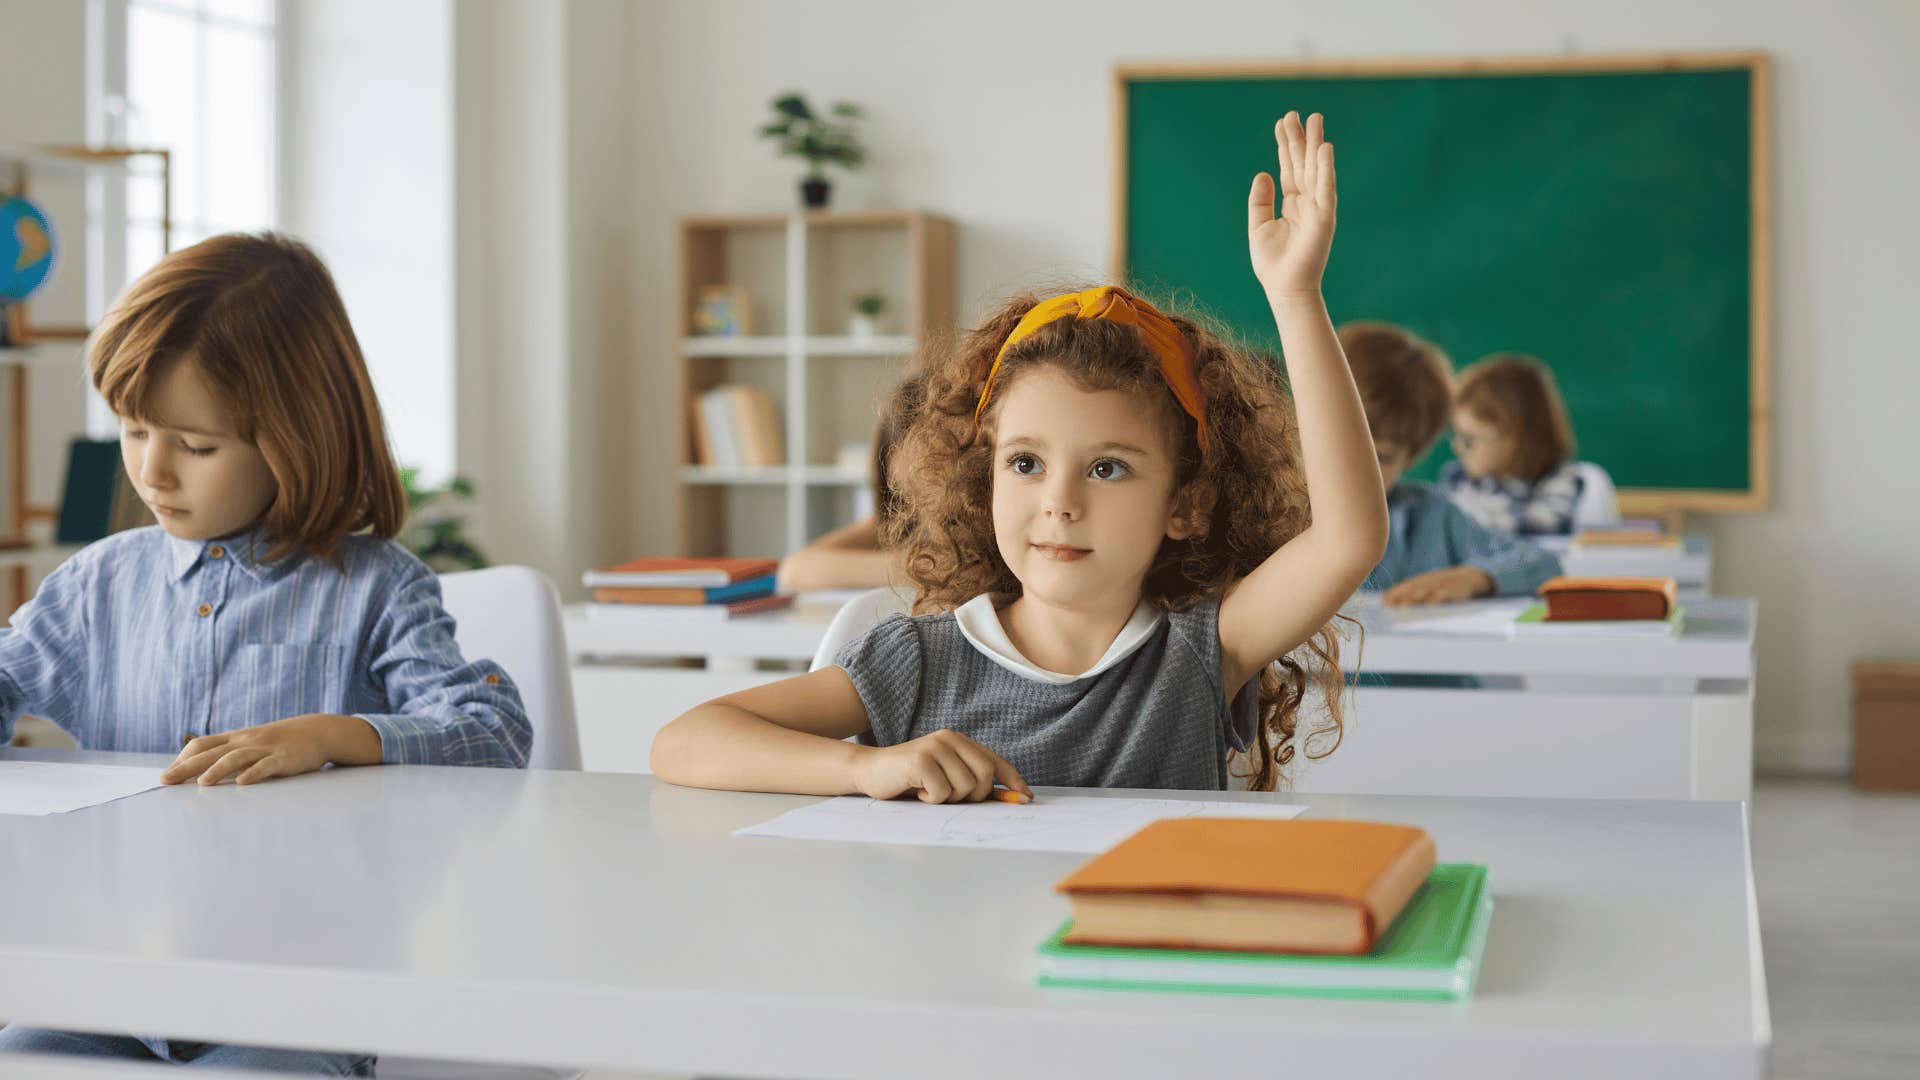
[1, 526, 530, 768]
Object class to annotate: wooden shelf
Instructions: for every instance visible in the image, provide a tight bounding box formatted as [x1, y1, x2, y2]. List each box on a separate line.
[676, 210, 955, 556]
[680, 466, 871, 487]
[681, 335, 917, 359]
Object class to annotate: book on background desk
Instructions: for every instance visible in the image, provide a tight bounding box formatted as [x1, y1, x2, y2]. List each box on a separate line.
[584, 593, 793, 621]
[1539, 575, 1677, 620]
[1572, 528, 1682, 552]
[1037, 863, 1491, 1001]
[590, 573, 776, 605]
[582, 556, 780, 590]
[1513, 602, 1684, 638]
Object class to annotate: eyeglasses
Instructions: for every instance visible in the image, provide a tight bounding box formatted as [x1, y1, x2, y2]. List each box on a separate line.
[1450, 431, 1486, 453]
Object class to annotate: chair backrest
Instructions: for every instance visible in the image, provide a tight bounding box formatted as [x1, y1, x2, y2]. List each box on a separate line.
[437, 566, 582, 770]
[809, 586, 915, 673]
[1569, 461, 1623, 531]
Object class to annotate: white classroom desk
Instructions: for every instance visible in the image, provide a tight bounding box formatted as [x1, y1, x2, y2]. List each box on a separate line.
[0, 749, 1769, 1080]
[1541, 534, 1714, 596]
[1292, 596, 1757, 801]
[567, 593, 1758, 801]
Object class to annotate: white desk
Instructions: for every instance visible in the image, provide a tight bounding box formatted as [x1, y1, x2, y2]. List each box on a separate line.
[1539, 534, 1713, 595]
[0, 749, 1769, 1079]
[565, 596, 845, 773]
[567, 594, 1758, 801]
[1291, 597, 1757, 801]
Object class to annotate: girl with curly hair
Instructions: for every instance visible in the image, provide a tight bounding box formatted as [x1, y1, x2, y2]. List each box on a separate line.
[653, 112, 1387, 796]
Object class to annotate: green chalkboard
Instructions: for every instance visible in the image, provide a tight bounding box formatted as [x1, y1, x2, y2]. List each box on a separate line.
[1120, 58, 1766, 504]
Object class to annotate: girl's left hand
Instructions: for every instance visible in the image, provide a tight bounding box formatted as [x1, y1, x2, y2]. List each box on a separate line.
[162, 714, 381, 786]
[1248, 111, 1337, 298]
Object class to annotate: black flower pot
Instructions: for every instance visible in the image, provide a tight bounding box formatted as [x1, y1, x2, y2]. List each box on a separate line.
[800, 177, 832, 209]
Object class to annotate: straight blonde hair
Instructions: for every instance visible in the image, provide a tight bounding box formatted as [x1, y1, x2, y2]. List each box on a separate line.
[87, 232, 405, 565]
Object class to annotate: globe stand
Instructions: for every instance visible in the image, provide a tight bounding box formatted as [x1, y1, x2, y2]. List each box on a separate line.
[0, 302, 15, 349]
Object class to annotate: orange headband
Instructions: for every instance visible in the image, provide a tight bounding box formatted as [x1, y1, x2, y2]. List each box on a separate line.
[974, 286, 1209, 455]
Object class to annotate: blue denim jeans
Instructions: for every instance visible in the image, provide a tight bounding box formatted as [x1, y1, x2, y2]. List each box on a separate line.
[0, 1025, 375, 1075]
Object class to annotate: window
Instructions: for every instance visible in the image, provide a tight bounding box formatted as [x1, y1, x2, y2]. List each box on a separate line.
[95, 0, 279, 275]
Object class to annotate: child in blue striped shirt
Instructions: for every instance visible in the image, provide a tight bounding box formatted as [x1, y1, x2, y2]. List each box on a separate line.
[1339, 322, 1561, 603]
[0, 232, 528, 1074]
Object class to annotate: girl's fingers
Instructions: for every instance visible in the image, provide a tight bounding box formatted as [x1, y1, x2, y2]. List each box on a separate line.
[1248, 172, 1276, 231]
[1273, 116, 1296, 196]
[1287, 112, 1307, 191]
[234, 755, 287, 786]
[914, 758, 953, 804]
[953, 743, 1001, 802]
[162, 747, 229, 784]
[1301, 113, 1322, 196]
[991, 753, 1032, 799]
[932, 747, 978, 804]
[1318, 141, 1337, 208]
[198, 746, 270, 787]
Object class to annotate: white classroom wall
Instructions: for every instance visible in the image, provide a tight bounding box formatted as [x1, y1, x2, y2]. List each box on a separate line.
[606, 0, 1920, 774]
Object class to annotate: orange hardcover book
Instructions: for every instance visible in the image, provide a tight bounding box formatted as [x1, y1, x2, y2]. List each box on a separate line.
[1539, 576, 1677, 621]
[1054, 818, 1437, 955]
[591, 586, 709, 605]
[1572, 528, 1682, 550]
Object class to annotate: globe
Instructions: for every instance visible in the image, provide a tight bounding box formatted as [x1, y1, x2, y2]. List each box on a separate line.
[1, 196, 57, 304]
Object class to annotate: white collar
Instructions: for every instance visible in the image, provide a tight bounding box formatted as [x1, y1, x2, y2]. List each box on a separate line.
[952, 594, 1164, 685]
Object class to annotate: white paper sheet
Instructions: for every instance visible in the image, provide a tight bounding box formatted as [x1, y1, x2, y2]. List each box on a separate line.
[0, 761, 165, 816]
[735, 794, 1308, 853]
[1364, 597, 1532, 637]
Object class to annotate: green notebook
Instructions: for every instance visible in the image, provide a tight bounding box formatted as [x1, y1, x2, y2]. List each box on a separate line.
[1035, 863, 1491, 1001]
[1512, 603, 1685, 638]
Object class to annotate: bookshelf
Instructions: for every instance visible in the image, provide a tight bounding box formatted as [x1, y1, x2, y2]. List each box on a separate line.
[1, 145, 172, 612]
[676, 210, 955, 556]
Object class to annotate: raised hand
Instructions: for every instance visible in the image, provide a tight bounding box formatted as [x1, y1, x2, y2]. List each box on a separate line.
[1248, 111, 1338, 299]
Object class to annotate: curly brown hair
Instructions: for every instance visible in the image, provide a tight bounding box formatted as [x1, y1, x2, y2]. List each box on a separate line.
[883, 288, 1346, 791]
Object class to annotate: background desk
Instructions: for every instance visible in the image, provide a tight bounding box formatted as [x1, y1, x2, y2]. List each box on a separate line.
[1541, 534, 1714, 596]
[0, 751, 1769, 1079]
[568, 594, 1758, 801]
[1292, 597, 1757, 800]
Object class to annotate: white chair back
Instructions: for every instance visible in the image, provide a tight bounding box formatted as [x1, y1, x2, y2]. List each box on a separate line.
[438, 565, 582, 771]
[809, 586, 916, 672]
[1569, 461, 1623, 532]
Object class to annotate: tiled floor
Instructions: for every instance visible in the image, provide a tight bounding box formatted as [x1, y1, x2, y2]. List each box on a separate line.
[1749, 779, 1920, 1079]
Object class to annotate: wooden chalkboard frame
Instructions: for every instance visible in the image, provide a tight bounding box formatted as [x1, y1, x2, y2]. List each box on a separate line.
[1112, 53, 1773, 521]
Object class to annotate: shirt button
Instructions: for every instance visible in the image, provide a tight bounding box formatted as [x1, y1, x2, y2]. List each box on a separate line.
[196, 603, 213, 617]
[209, 545, 225, 559]
[484, 673, 501, 685]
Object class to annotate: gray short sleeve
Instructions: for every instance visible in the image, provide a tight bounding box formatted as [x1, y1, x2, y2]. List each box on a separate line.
[833, 613, 924, 745]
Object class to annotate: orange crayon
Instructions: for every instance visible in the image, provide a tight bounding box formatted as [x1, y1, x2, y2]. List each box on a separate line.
[990, 787, 1032, 805]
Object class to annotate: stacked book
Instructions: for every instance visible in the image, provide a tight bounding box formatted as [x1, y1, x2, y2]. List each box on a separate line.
[1038, 818, 1492, 1000]
[1512, 575, 1683, 638]
[691, 385, 784, 469]
[582, 557, 792, 619]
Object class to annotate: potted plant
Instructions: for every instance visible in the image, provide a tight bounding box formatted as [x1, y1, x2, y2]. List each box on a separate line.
[759, 93, 866, 209]
[398, 469, 490, 573]
[849, 292, 886, 338]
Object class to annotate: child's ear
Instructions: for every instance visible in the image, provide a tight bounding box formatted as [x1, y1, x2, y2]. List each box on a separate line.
[1165, 481, 1209, 541]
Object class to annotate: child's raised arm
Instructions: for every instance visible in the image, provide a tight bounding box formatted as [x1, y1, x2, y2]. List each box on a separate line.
[1218, 112, 1391, 692]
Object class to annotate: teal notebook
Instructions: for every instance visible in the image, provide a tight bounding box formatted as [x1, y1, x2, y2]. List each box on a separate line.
[1512, 603, 1685, 638]
[1035, 863, 1491, 1001]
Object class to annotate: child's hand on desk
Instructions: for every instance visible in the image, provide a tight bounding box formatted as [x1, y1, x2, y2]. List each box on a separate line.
[854, 730, 1032, 805]
[1248, 111, 1337, 299]
[162, 714, 383, 786]
[1381, 566, 1496, 607]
